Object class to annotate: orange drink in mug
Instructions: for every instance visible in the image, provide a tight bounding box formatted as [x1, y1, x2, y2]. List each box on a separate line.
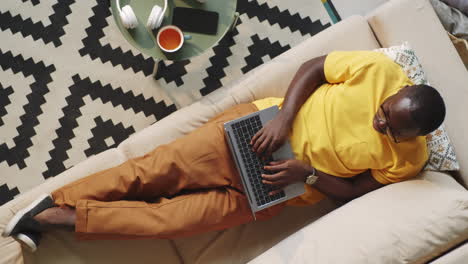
[156, 25, 191, 53]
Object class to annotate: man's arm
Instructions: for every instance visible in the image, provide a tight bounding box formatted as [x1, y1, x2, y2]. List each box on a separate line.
[251, 55, 327, 156]
[312, 169, 384, 203]
[278, 55, 327, 127]
[263, 160, 385, 203]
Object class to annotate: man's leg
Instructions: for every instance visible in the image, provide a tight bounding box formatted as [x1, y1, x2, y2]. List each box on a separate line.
[52, 103, 259, 208]
[32, 104, 272, 238]
[35, 186, 285, 240]
[68, 187, 285, 240]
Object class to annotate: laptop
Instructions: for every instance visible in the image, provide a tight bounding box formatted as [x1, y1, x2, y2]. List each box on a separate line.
[224, 106, 305, 220]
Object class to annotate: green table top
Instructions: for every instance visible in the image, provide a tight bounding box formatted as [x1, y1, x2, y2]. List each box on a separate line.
[110, 0, 237, 61]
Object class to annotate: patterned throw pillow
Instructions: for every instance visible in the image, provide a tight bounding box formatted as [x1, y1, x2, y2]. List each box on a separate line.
[375, 42, 460, 171]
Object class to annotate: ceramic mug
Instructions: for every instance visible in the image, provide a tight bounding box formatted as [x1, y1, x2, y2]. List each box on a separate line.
[156, 25, 191, 53]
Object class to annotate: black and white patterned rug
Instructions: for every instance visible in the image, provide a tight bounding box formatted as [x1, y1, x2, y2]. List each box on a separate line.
[0, 0, 339, 206]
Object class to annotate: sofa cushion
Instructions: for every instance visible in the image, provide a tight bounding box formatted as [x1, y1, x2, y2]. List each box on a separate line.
[367, 0, 468, 186]
[173, 199, 337, 264]
[249, 179, 468, 264]
[118, 97, 223, 158]
[23, 231, 182, 264]
[375, 42, 460, 172]
[0, 236, 22, 264]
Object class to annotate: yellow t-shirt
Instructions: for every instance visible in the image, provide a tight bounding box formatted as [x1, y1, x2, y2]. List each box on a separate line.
[253, 51, 428, 206]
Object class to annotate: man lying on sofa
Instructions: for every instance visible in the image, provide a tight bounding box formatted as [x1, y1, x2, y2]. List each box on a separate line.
[2, 51, 446, 252]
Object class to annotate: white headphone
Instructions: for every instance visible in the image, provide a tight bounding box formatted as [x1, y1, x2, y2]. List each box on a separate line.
[116, 0, 168, 30]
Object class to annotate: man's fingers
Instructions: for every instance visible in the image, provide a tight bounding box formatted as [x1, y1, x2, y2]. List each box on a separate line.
[263, 161, 287, 172]
[263, 164, 284, 172]
[262, 179, 287, 187]
[252, 133, 266, 152]
[268, 189, 284, 196]
[269, 160, 287, 165]
[250, 128, 264, 145]
[264, 141, 277, 158]
[261, 171, 286, 181]
[257, 137, 272, 155]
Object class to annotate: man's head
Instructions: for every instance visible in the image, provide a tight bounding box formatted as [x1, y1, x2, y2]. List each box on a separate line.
[373, 84, 446, 143]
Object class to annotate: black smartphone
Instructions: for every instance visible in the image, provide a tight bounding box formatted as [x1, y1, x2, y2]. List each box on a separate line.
[172, 7, 219, 35]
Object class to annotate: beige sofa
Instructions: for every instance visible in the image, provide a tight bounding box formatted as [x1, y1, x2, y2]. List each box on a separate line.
[1, 0, 467, 263]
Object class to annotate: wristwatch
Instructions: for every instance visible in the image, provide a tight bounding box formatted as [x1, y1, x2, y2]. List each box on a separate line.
[305, 167, 318, 185]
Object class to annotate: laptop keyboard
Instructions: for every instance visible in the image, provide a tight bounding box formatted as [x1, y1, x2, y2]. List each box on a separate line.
[232, 115, 286, 207]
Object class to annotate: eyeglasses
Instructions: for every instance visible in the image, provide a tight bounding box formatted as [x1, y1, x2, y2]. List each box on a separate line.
[379, 106, 400, 143]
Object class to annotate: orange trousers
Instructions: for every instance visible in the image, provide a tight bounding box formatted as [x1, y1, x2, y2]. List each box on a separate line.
[52, 104, 286, 240]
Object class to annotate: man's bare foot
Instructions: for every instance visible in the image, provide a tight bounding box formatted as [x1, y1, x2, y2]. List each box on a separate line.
[34, 207, 76, 229]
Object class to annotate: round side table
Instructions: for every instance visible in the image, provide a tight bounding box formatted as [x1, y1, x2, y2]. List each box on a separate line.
[110, 0, 238, 62]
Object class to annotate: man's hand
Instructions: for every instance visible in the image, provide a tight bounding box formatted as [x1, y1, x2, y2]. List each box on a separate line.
[250, 112, 291, 157]
[262, 159, 313, 195]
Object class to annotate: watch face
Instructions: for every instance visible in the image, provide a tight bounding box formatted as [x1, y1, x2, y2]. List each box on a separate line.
[306, 175, 317, 185]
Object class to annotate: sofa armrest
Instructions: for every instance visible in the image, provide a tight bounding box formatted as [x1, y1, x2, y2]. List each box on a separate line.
[249, 179, 468, 264]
